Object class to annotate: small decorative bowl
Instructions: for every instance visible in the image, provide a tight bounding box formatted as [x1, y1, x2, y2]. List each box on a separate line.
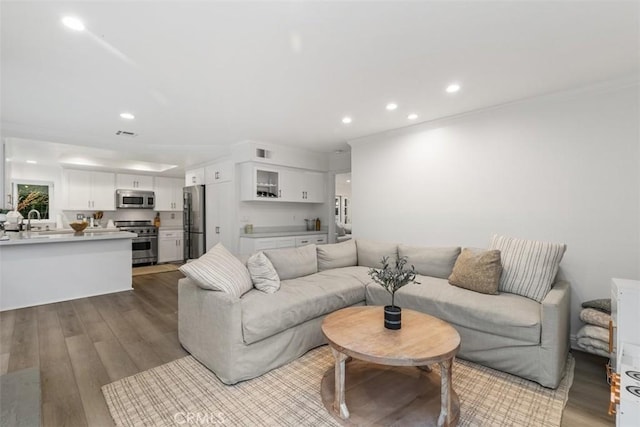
[70, 222, 89, 233]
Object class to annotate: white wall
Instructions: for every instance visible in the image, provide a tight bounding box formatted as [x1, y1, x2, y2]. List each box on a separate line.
[238, 201, 325, 229]
[349, 81, 640, 337]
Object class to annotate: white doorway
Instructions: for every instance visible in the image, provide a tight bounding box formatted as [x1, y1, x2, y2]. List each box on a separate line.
[335, 173, 352, 242]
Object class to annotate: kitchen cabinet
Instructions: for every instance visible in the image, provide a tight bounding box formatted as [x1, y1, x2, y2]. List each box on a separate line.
[282, 170, 325, 203]
[205, 182, 235, 251]
[205, 160, 233, 184]
[65, 169, 116, 210]
[185, 168, 205, 186]
[239, 164, 280, 201]
[239, 163, 325, 203]
[239, 233, 327, 255]
[158, 230, 183, 263]
[116, 173, 154, 191]
[295, 234, 327, 247]
[155, 177, 183, 211]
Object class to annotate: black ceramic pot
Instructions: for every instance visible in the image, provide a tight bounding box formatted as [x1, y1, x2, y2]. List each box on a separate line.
[384, 305, 401, 330]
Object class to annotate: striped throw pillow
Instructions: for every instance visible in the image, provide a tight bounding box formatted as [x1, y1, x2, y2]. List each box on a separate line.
[179, 243, 252, 297]
[489, 235, 566, 302]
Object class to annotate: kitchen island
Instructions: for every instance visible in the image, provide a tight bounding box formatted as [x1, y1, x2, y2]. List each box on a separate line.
[0, 231, 136, 311]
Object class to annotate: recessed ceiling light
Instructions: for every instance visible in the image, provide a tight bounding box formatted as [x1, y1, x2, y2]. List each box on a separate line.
[342, 116, 352, 124]
[346, 179, 351, 183]
[26, 160, 37, 164]
[61, 16, 85, 32]
[120, 112, 135, 120]
[446, 83, 461, 93]
[407, 113, 418, 120]
[386, 103, 398, 111]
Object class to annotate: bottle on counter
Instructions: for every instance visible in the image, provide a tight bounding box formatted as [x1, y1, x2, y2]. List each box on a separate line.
[154, 213, 161, 228]
[315, 218, 321, 231]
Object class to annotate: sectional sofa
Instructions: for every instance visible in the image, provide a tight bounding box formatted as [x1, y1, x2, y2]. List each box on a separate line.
[178, 239, 570, 388]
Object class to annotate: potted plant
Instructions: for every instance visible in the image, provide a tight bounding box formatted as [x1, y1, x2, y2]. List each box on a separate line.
[368, 256, 419, 329]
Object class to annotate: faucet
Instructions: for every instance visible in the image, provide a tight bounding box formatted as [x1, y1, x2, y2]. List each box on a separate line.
[26, 209, 41, 232]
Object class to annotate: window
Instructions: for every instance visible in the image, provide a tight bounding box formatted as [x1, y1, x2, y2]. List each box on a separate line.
[14, 181, 52, 220]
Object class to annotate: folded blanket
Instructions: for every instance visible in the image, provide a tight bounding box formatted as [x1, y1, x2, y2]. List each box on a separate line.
[581, 298, 611, 314]
[576, 337, 610, 358]
[580, 307, 611, 329]
[576, 324, 609, 342]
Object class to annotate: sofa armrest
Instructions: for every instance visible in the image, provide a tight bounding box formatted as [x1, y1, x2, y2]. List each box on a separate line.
[539, 280, 571, 387]
[178, 277, 244, 379]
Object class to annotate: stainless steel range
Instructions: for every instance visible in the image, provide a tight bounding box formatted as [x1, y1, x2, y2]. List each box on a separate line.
[115, 220, 158, 265]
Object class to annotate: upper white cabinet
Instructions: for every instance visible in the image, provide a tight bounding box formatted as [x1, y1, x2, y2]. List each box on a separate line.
[240, 164, 280, 201]
[155, 177, 184, 211]
[185, 168, 205, 186]
[205, 160, 233, 184]
[288, 171, 324, 203]
[116, 173, 154, 191]
[239, 163, 325, 203]
[65, 170, 116, 210]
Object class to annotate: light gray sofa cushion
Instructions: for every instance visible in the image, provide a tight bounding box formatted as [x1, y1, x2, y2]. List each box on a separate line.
[241, 268, 367, 344]
[264, 244, 317, 280]
[398, 245, 461, 279]
[356, 239, 398, 268]
[366, 275, 541, 344]
[317, 240, 358, 271]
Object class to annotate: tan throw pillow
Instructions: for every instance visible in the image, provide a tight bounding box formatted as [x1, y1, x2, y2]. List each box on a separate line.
[489, 234, 566, 302]
[179, 243, 253, 297]
[247, 251, 280, 293]
[448, 248, 502, 295]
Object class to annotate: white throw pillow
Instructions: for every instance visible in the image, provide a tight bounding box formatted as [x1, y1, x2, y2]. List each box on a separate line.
[247, 251, 280, 293]
[489, 234, 566, 302]
[179, 243, 253, 297]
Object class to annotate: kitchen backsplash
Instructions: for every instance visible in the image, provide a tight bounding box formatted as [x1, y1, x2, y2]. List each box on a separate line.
[60, 209, 183, 228]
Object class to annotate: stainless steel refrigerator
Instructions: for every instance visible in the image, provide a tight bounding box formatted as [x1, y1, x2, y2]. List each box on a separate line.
[183, 185, 206, 261]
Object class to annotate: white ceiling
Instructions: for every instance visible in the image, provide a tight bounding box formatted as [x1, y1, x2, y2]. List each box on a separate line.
[2, 1, 638, 171]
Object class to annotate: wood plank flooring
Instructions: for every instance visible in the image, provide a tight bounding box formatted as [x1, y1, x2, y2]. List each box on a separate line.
[0, 270, 615, 426]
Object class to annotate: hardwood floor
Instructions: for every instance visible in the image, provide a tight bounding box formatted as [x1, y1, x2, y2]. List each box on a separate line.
[0, 270, 615, 426]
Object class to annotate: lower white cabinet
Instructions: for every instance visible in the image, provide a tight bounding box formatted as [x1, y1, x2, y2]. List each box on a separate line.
[239, 233, 327, 255]
[295, 235, 327, 247]
[158, 230, 183, 263]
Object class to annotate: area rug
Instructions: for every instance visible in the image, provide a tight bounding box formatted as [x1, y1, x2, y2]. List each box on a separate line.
[102, 346, 574, 427]
[132, 263, 180, 276]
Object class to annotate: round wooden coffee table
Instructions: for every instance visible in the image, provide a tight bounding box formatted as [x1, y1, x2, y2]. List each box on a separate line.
[321, 306, 461, 426]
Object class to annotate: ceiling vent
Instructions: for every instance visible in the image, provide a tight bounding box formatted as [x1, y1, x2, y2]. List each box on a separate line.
[256, 148, 271, 159]
[116, 130, 138, 137]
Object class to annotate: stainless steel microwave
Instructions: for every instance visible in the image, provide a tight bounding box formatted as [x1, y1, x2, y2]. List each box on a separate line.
[116, 189, 155, 209]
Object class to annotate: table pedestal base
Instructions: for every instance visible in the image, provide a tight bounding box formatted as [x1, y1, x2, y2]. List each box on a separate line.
[321, 360, 460, 427]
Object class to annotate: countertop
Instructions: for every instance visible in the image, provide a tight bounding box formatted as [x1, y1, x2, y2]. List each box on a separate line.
[0, 231, 137, 246]
[240, 230, 328, 238]
[158, 226, 183, 231]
